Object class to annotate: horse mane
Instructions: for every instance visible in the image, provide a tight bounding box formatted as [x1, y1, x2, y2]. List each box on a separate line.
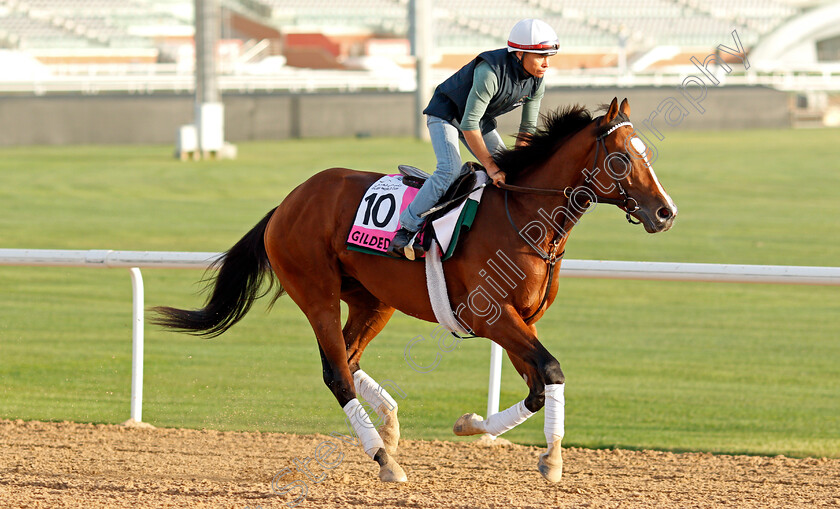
[493, 105, 593, 179]
[493, 104, 633, 179]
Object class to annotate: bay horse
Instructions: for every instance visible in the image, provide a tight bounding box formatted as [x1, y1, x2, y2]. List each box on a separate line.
[154, 98, 677, 483]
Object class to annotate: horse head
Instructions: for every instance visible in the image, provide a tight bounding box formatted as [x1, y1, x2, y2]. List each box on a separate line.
[495, 98, 677, 235]
[589, 97, 678, 233]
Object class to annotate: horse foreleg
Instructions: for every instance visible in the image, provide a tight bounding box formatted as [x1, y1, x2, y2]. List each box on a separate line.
[453, 344, 541, 438]
[506, 338, 565, 483]
[538, 383, 565, 482]
[467, 313, 566, 482]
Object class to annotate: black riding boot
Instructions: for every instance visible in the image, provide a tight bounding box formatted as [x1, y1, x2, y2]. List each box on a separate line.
[386, 227, 424, 260]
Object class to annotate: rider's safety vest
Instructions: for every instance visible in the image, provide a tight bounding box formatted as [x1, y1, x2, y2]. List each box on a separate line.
[423, 48, 543, 135]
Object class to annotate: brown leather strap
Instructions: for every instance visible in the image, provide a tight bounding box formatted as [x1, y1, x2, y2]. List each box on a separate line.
[497, 182, 570, 196]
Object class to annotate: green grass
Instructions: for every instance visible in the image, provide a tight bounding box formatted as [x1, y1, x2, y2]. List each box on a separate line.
[1, 129, 839, 458]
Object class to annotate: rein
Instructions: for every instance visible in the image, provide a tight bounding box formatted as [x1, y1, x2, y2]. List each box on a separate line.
[504, 191, 565, 324]
[500, 119, 639, 324]
[497, 181, 566, 196]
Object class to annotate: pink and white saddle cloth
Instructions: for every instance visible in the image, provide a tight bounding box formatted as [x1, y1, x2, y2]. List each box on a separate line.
[346, 168, 488, 260]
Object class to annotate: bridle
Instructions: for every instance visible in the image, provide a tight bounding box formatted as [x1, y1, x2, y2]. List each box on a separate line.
[588, 120, 641, 225]
[497, 117, 641, 323]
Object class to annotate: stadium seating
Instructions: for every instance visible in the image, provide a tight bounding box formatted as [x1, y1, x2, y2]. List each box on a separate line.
[0, 0, 184, 54]
[251, 0, 802, 51]
[0, 0, 811, 67]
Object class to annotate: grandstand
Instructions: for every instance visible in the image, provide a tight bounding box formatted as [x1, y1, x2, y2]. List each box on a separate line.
[0, 0, 839, 143]
[0, 0, 831, 67]
[0, 0, 190, 62]
[0, 0, 839, 92]
[245, 0, 820, 62]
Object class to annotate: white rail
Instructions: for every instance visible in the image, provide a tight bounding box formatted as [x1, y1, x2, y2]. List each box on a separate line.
[4, 67, 840, 94]
[0, 249, 219, 269]
[1, 248, 839, 425]
[0, 249, 220, 424]
[559, 259, 840, 285]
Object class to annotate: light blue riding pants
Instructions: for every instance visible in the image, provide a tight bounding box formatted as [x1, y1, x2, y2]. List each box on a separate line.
[399, 115, 505, 232]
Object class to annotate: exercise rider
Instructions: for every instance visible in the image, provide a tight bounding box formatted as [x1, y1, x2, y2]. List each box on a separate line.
[386, 18, 559, 260]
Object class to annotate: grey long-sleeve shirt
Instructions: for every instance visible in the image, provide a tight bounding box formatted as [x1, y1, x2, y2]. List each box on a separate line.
[460, 60, 545, 134]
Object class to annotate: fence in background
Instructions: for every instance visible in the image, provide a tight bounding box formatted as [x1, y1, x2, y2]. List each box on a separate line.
[3, 66, 840, 94]
[1, 248, 839, 426]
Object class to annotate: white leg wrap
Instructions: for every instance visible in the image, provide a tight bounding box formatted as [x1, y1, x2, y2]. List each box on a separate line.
[353, 370, 398, 419]
[343, 398, 385, 459]
[543, 383, 565, 446]
[483, 400, 535, 436]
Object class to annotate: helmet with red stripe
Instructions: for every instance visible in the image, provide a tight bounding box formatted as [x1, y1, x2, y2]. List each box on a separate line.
[507, 19, 559, 55]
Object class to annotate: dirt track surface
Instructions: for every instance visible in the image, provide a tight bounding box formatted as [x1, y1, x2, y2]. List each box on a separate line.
[2, 419, 839, 508]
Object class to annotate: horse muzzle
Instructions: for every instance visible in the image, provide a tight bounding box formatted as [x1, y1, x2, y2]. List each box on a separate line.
[633, 201, 677, 233]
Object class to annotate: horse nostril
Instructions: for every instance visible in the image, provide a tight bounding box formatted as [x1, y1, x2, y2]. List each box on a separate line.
[657, 207, 672, 220]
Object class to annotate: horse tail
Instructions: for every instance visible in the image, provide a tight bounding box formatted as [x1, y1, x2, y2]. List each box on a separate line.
[152, 207, 285, 338]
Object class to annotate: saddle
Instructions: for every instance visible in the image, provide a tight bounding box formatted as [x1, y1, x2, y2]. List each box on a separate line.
[398, 161, 481, 223]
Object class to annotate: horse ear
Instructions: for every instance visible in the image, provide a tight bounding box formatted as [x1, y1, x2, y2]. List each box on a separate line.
[605, 97, 619, 123]
[619, 98, 630, 117]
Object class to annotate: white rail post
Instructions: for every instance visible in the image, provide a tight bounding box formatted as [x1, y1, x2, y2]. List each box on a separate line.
[129, 268, 144, 423]
[487, 342, 503, 418]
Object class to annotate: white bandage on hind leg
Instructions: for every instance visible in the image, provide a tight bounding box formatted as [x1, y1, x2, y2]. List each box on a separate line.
[343, 398, 385, 459]
[543, 383, 566, 446]
[353, 370, 398, 419]
[483, 400, 535, 436]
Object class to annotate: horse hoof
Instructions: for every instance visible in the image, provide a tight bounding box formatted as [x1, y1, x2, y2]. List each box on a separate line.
[379, 409, 400, 455]
[453, 413, 486, 436]
[379, 455, 408, 482]
[538, 448, 563, 483]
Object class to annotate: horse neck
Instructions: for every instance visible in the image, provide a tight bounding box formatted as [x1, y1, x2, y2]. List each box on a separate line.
[514, 131, 594, 192]
[506, 133, 596, 251]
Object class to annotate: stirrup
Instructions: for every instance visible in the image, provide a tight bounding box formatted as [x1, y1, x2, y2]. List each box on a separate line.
[387, 229, 424, 260]
[403, 230, 425, 261]
[387, 228, 419, 260]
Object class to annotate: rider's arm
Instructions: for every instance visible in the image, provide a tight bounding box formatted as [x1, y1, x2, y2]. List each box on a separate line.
[461, 62, 504, 183]
[516, 79, 545, 147]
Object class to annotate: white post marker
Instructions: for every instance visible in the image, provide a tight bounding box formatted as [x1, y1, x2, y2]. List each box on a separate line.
[128, 268, 145, 425]
[487, 342, 503, 418]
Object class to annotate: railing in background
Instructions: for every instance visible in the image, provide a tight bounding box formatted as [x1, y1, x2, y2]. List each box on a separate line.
[1, 248, 839, 426]
[0, 249, 218, 424]
[3, 65, 840, 95]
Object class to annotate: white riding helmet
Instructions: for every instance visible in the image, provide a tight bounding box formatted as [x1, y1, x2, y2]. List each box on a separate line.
[507, 19, 559, 55]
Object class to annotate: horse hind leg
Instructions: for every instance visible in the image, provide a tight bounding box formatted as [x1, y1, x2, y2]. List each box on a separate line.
[288, 276, 405, 482]
[352, 371, 402, 455]
[342, 286, 401, 454]
[263, 177, 404, 481]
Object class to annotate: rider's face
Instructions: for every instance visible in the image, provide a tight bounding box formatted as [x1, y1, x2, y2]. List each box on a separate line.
[517, 52, 552, 78]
